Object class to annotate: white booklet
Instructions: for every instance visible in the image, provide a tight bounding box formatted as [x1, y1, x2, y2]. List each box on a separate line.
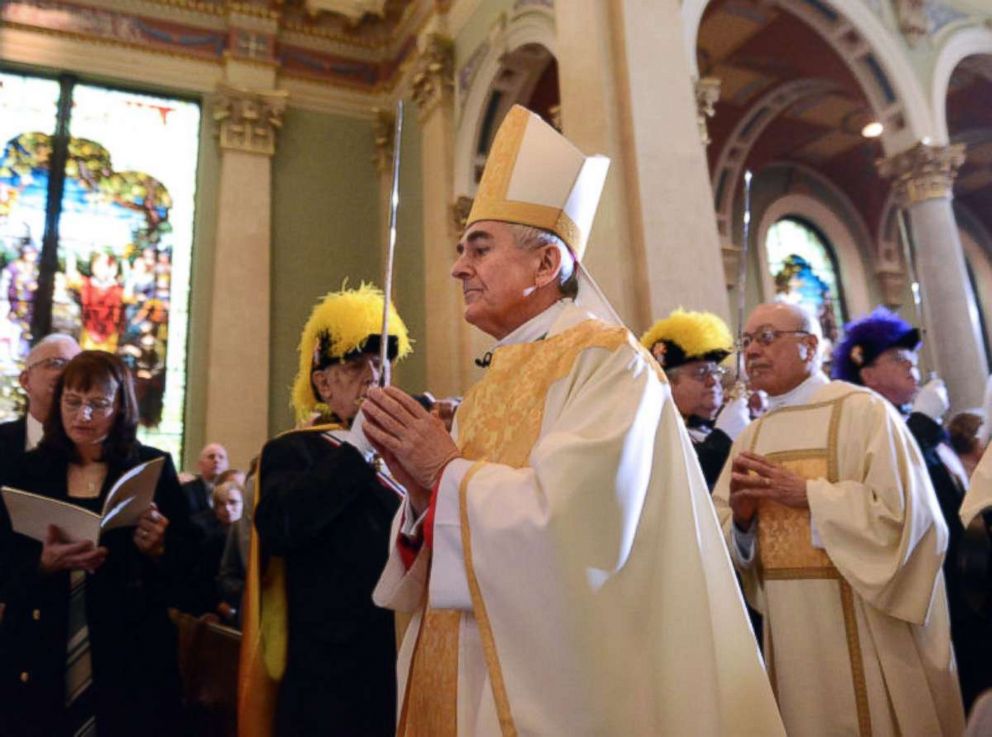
[2, 456, 165, 545]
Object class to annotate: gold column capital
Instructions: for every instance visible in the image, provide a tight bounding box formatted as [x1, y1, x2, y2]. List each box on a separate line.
[372, 108, 396, 174]
[895, 0, 931, 46]
[694, 76, 721, 147]
[451, 195, 473, 234]
[213, 83, 288, 156]
[411, 33, 454, 118]
[876, 142, 966, 207]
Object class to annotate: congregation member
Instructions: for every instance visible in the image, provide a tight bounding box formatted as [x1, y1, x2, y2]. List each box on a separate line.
[948, 411, 985, 479]
[0, 333, 80, 454]
[218, 460, 258, 629]
[832, 306, 991, 708]
[363, 105, 784, 736]
[0, 350, 192, 737]
[713, 301, 964, 736]
[182, 441, 230, 514]
[239, 285, 410, 737]
[186, 476, 245, 620]
[640, 308, 750, 488]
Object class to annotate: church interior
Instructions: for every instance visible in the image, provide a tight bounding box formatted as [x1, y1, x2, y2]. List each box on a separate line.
[1, 0, 990, 470]
[4, 0, 992, 734]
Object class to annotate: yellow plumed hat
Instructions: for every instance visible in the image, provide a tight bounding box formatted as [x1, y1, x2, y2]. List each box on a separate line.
[291, 283, 412, 421]
[639, 309, 733, 369]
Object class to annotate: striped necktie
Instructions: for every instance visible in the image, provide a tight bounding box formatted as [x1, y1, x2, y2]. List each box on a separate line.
[65, 569, 96, 737]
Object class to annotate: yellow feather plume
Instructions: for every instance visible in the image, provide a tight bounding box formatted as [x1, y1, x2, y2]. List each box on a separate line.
[639, 309, 733, 360]
[291, 283, 412, 421]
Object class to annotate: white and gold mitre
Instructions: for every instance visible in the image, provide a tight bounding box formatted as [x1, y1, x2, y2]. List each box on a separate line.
[466, 104, 610, 262]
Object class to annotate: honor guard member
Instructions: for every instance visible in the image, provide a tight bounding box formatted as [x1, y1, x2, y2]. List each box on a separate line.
[641, 309, 749, 489]
[832, 306, 992, 709]
[239, 284, 411, 737]
[363, 105, 784, 736]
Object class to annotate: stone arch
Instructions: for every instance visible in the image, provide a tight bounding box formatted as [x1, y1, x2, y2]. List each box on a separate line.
[453, 4, 557, 197]
[711, 78, 841, 240]
[931, 24, 992, 144]
[682, 0, 934, 148]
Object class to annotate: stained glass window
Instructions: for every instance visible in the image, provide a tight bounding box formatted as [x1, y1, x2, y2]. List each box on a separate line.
[0, 70, 200, 462]
[766, 217, 846, 345]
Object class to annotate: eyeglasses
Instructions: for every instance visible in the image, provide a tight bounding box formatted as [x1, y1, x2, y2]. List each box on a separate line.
[876, 349, 919, 369]
[740, 327, 810, 350]
[27, 357, 70, 372]
[61, 395, 115, 416]
[672, 364, 727, 382]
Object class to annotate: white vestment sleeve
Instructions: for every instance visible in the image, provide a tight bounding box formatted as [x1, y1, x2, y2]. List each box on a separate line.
[429, 458, 474, 609]
[373, 503, 430, 613]
[807, 394, 947, 624]
[732, 518, 757, 566]
[398, 496, 427, 539]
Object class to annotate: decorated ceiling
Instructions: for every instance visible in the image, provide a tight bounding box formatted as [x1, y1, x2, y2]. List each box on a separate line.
[1, 0, 434, 91]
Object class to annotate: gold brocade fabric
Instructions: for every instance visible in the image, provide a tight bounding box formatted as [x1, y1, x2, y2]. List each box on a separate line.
[757, 456, 838, 577]
[399, 610, 461, 737]
[457, 320, 629, 467]
[400, 318, 631, 737]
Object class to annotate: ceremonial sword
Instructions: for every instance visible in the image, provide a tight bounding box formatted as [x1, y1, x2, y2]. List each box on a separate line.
[379, 99, 404, 388]
[735, 170, 754, 384]
[895, 207, 937, 379]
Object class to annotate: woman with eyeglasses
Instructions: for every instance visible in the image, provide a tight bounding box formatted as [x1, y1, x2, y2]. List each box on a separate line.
[0, 350, 192, 737]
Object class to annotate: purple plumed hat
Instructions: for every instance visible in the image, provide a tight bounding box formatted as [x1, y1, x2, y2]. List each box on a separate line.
[831, 306, 921, 384]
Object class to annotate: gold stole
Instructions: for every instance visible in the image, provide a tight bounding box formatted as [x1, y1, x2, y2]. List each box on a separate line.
[748, 392, 872, 737]
[755, 454, 837, 579]
[398, 319, 630, 737]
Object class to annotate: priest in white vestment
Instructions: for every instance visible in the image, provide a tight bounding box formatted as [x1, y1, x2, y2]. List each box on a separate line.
[361, 105, 785, 736]
[712, 301, 965, 737]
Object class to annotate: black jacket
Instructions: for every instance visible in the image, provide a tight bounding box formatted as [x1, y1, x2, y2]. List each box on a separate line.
[254, 428, 400, 737]
[181, 475, 212, 515]
[0, 443, 193, 737]
[0, 417, 27, 458]
[691, 427, 733, 492]
[906, 411, 992, 709]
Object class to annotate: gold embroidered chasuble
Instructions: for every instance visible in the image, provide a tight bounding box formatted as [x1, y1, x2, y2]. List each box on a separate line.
[375, 303, 786, 737]
[713, 380, 965, 737]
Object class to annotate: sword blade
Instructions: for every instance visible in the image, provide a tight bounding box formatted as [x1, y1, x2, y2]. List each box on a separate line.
[896, 207, 937, 379]
[736, 170, 753, 381]
[379, 99, 404, 387]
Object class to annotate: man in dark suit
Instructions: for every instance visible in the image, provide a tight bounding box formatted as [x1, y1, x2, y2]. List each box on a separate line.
[0, 334, 80, 455]
[180, 442, 229, 514]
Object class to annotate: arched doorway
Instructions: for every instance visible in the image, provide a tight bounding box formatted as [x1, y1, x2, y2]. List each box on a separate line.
[944, 50, 992, 370]
[469, 44, 559, 186]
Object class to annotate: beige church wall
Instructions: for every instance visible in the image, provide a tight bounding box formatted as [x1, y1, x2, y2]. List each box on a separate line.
[452, 0, 519, 63]
[182, 111, 222, 470]
[267, 108, 383, 436]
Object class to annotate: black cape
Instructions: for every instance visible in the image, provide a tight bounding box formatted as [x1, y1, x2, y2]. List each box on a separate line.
[253, 427, 401, 737]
